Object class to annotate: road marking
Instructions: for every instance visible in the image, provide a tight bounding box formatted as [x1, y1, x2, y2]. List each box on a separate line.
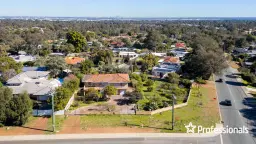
[220, 134, 224, 144]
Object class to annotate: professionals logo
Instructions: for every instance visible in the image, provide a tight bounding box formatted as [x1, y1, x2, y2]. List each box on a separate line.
[185, 122, 249, 134]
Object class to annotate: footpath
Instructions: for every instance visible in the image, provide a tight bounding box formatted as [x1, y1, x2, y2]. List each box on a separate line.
[0, 133, 220, 142]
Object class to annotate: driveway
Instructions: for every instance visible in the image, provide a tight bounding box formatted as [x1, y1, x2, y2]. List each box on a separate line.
[70, 95, 135, 115]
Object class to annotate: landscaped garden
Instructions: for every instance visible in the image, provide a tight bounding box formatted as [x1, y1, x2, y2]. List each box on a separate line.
[46, 81, 220, 133]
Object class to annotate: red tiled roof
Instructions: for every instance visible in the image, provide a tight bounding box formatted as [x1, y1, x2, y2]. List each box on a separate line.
[65, 57, 85, 65]
[163, 56, 180, 63]
[82, 74, 130, 83]
[175, 43, 185, 48]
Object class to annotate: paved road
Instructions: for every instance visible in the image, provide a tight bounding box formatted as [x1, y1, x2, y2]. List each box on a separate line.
[215, 67, 256, 144]
[0, 136, 222, 144]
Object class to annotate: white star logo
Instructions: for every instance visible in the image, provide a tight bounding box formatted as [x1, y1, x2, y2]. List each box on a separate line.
[185, 122, 196, 133]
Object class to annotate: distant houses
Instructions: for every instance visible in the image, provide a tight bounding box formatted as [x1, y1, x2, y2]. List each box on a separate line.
[65, 57, 85, 65]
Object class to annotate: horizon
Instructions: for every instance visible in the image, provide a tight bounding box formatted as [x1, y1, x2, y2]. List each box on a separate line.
[0, 0, 256, 17]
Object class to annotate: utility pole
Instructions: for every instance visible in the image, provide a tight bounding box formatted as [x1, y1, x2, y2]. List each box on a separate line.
[51, 93, 55, 132]
[172, 94, 176, 130]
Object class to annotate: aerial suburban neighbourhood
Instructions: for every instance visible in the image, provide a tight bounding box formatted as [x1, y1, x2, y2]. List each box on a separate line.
[0, 1, 256, 144]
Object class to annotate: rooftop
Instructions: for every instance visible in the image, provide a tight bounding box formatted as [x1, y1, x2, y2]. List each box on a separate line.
[7, 71, 61, 95]
[65, 57, 85, 65]
[82, 74, 130, 83]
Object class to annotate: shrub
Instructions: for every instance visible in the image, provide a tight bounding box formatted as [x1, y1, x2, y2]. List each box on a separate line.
[180, 79, 192, 88]
[147, 86, 154, 92]
[195, 77, 207, 84]
[130, 73, 142, 82]
[166, 72, 180, 84]
[241, 72, 256, 84]
[140, 73, 148, 82]
[144, 79, 154, 86]
[104, 85, 117, 96]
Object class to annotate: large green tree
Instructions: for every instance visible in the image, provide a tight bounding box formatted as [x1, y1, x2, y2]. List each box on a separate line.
[45, 56, 67, 77]
[80, 60, 94, 74]
[66, 31, 87, 52]
[54, 87, 72, 111]
[183, 36, 227, 79]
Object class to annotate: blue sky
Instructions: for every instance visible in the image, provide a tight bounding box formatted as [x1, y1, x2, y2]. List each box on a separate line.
[0, 0, 255, 17]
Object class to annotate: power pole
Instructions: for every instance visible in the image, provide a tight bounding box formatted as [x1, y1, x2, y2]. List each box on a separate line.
[51, 93, 55, 132]
[172, 94, 176, 130]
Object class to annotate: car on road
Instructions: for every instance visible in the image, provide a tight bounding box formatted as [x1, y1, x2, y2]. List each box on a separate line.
[216, 78, 223, 83]
[220, 99, 232, 106]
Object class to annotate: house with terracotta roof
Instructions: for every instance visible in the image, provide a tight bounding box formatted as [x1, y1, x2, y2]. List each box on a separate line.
[110, 41, 125, 48]
[65, 57, 85, 65]
[160, 56, 180, 64]
[82, 74, 130, 95]
[175, 42, 186, 48]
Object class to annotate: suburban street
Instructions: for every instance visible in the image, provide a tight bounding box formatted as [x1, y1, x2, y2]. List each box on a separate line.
[0, 136, 222, 144]
[215, 67, 256, 144]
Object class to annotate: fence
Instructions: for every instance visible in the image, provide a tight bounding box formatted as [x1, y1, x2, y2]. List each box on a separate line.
[138, 84, 193, 115]
[33, 109, 52, 116]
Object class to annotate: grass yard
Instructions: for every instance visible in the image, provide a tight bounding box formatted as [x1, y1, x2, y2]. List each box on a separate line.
[46, 115, 66, 134]
[77, 82, 220, 133]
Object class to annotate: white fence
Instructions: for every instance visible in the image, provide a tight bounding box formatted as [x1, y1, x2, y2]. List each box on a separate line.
[33, 109, 52, 116]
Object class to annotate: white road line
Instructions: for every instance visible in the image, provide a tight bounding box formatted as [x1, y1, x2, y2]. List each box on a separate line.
[220, 134, 224, 144]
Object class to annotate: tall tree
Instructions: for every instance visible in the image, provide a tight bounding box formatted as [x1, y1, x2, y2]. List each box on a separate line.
[66, 31, 87, 52]
[45, 56, 67, 77]
[80, 60, 94, 74]
[144, 30, 161, 50]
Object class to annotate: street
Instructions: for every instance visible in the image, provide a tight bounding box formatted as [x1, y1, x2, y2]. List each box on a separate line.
[0, 136, 222, 144]
[215, 67, 256, 144]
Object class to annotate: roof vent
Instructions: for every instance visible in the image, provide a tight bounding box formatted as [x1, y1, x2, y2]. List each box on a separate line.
[35, 82, 40, 84]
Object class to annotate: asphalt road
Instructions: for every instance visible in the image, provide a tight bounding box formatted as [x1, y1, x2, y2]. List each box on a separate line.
[0, 136, 222, 144]
[215, 67, 256, 144]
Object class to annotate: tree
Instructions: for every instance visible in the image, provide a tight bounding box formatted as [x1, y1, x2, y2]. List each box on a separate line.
[0, 87, 13, 126]
[63, 75, 80, 92]
[45, 56, 67, 77]
[5, 92, 32, 126]
[0, 57, 22, 82]
[166, 73, 180, 85]
[141, 53, 159, 71]
[86, 31, 96, 41]
[80, 60, 94, 74]
[133, 41, 142, 49]
[66, 31, 87, 52]
[54, 87, 72, 111]
[246, 34, 255, 43]
[0, 45, 9, 57]
[123, 91, 143, 103]
[103, 85, 117, 96]
[183, 36, 227, 79]
[92, 50, 113, 65]
[235, 37, 248, 48]
[61, 43, 75, 54]
[122, 38, 132, 47]
[144, 30, 161, 50]
[84, 88, 102, 102]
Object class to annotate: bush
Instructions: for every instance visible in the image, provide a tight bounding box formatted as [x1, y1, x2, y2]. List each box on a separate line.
[180, 79, 192, 88]
[130, 73, 142, 82]
[195, 77, 207, 84]
[137, 99, 149, 110]
[144, 79, 154, 86]
[147, 86, 154, 92]
[140, 73, 148, 82]
[241, 72, 256, 84]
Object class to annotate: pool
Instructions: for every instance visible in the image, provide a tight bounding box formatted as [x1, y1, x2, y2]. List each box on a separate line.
[58, 78, 64, 84]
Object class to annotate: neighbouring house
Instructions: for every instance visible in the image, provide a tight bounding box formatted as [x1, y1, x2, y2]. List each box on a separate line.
[6, 71, 61, 101]
[233, 47, 248, 54]
[9, 55, 36, 63]
[139, 52, 166, 57]
[22, 67, 47, 72]
[49, 53, 65, 57]
[170, 49, 189, 59]
[65, 57, 85, 65]
[175, 42, 186, 48]
[158, 56, 180, 64]
[153, 56, 181, 78]
[110, 41, 125, 48]
[82, 74, 130, 96]
[118, 52, 139, 59]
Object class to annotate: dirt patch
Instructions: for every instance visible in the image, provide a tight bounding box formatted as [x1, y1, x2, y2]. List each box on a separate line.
[202, 81, 220, 121]
[229, 61, 240, 69]
[0, 117, 49, 136]
[58, 116, 85, 134]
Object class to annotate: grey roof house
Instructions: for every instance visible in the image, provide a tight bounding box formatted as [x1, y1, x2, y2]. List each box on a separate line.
[6, 71, 61, 101]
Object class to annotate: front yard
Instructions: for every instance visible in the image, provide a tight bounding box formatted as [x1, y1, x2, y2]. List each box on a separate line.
[45, 81, 220, 133]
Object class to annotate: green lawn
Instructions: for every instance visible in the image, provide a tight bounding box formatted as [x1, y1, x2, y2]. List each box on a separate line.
[79, 85, 220, 133]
